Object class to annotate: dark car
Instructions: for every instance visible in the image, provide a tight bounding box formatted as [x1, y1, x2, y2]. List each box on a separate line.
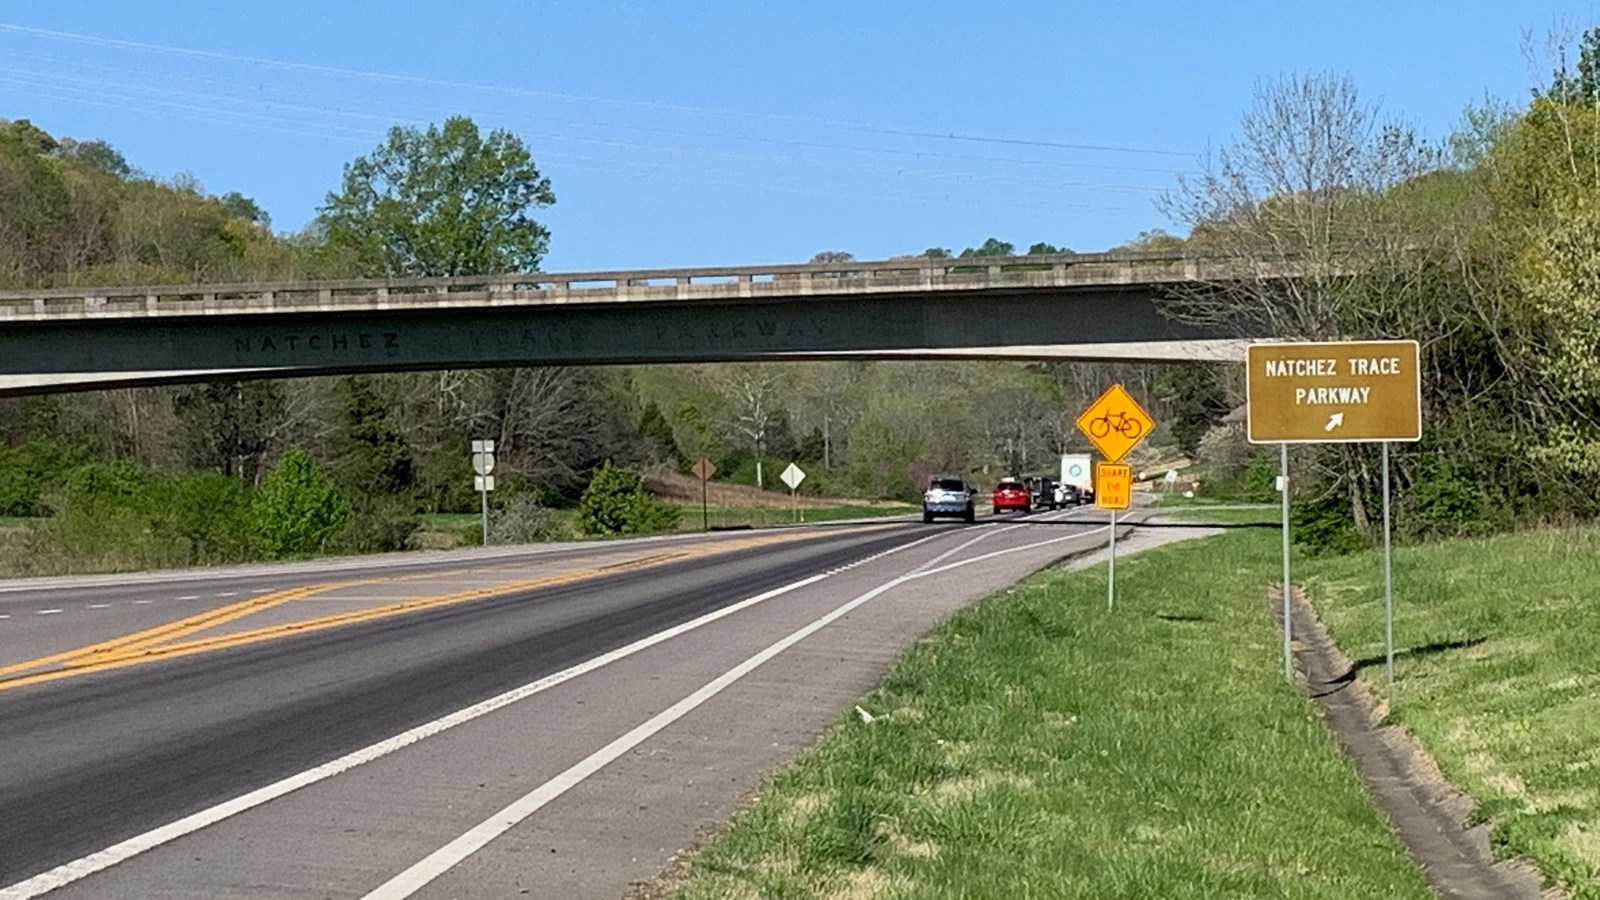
[923, 476, 977, 523]
[992, 478, 1031, 514]
[1027, 476, 1059, 510]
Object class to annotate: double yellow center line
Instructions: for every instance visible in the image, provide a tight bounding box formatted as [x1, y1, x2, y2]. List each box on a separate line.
[0, 529, 852, 692]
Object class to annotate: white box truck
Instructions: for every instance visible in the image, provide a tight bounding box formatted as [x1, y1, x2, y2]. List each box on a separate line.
[1060, 453, 1093, 503]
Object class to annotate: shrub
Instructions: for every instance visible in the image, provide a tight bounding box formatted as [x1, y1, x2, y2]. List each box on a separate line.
[489, 492, 568, 544]
[0, 439, 88, 517]
[1403, 453, 1486, 538]
[250, 449, 349, 558]
[578, 461, 680, 536]
[162, 473, 254, 564]
[1292, 494, 1372, 556]
[332, 495, 421, 554]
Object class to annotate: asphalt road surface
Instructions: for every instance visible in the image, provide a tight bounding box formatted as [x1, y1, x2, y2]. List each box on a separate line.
[0, 507, 1135, 899]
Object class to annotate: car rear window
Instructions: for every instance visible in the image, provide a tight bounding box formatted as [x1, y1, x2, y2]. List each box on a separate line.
[997, 481, 1025, 490]
[931, 478, 966, 491]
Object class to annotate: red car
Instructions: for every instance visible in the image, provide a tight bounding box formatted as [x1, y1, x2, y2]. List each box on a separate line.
[992, 478, 1031, 514]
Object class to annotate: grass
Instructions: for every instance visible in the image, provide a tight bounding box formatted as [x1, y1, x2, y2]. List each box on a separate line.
[1299, 525, 1600, 898]
[1159, 507, 1281, 528]
[670, 528, 1432, 899]
[672, 503, 914, 531]
[407, 504, 915, 551]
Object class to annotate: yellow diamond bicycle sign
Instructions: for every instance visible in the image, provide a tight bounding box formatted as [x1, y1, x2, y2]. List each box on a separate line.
[1076, 383, 1154, 463]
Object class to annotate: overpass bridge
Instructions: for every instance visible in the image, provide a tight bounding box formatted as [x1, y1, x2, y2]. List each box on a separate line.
[0, 250, 1265, 396]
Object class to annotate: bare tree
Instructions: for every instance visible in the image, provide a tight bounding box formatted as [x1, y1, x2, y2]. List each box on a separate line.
[702, 363, 786, 488]
[1160, 73, 1443, 533]
[1161, 73, 1438, 342]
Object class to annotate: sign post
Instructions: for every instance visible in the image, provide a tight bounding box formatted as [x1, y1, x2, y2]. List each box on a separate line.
[1246, 340, 1421, 682]
[780, 462, 807, 523]
[471, 439, 496, 546]
[691, 457, 717, 531]
[1076, 385, 1153, 611]
[1094, 462, 1133, 609]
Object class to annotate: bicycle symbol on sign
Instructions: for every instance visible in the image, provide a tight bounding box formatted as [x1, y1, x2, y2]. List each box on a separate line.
[1088, 410, 1144, 441]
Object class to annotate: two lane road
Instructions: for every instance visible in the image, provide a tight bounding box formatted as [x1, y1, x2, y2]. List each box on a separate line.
[1, 508, 1116, 898]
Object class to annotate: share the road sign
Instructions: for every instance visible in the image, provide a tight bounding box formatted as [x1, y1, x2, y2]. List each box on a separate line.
[1246, 341, 1421, 444]
[1094, 463, 1133, 510]
[1076, 384, 1155, 462]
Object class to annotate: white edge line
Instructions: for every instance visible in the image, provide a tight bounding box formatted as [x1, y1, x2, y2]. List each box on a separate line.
[0, 529, 945, 900]
[362, 516, 1119, 899]
[361, 573, 919, 900]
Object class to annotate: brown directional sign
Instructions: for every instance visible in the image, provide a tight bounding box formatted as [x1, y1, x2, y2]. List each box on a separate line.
[1246, 340, 1421, 444]
[1094, 463, 1133, 510]
[691, 457, 717, 481]
[1075, 384, 1155, 463]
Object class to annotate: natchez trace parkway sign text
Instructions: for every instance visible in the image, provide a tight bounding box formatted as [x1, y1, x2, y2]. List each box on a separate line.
[1245, 340, 1421, 444]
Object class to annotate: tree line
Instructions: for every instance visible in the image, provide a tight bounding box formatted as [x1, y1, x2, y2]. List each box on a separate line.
[9, 26, 1600, 568]
[1, 113, 1216, 574]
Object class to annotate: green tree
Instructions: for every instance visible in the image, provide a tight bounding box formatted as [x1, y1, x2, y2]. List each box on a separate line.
[319, 116, 555, 276]
[959, 237, 1015, 257]
[218, 191, 269, 227]
[250, 449, 350, 558]
[577, 461, 679, 536]
[1154, 364, 1232, 456]
[638, 400, 683, 467]
[334, 376, 413, 496]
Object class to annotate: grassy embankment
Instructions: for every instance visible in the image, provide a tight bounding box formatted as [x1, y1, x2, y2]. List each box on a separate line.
[411, 503, 913, 549]
[1301, 527, 1600, 898]
[669, 526, 1432, 898]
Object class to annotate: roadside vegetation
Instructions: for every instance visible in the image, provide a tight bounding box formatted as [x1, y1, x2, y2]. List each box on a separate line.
[1301, 526, 1600, 897]
[670, 529, 1432, 899]
[8, 27, 1600, 576]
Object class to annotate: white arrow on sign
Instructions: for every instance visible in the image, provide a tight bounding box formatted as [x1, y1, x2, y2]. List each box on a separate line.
[1325, 412, 1345, 432]
[779, 462, 806, 490]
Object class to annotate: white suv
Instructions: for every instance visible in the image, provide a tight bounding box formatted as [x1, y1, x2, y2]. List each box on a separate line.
[923, 476, 976, 523]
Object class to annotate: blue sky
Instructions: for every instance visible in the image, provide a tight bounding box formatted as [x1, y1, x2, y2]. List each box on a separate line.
[1, 2, 1593, 271]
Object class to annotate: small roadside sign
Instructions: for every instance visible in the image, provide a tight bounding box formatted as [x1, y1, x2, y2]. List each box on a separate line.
[691, 457, 717, 481]
[1246, 340, 1421, 443]
[1076, 384, 1154, 463]
[780, 462, 806, 490]
[470, 439, 498, 547]
[1094, 463, 1132, 511]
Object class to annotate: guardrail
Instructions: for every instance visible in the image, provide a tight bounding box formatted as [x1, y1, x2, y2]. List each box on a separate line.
[0, 250, 1276, 323]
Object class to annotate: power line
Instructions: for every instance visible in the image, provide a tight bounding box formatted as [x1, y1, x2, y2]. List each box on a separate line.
[7, 46, 1197, 178]
[0, 21, 1199, 159]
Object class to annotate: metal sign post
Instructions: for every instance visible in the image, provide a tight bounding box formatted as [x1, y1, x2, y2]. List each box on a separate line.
[1108, 509, 1116, 609]
[1093, 462, 1133, 610]
[780, 463, 807, 524]
[1246, 340, 1421, 684]
[471, 439, 496, 546]
[1280, 444, 1292, 681]
[691, 457, 717, 531]
[1075, 387, 1151, 613]
[1382, 441, 1394, 683]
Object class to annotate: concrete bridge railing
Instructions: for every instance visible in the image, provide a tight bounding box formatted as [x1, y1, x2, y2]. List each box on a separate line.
[0, 250, 1275, 323]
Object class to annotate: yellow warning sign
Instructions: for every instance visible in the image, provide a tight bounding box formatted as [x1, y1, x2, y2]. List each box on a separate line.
[1075, 384, 1155, 463]
[1094, 463, 1133, 511]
